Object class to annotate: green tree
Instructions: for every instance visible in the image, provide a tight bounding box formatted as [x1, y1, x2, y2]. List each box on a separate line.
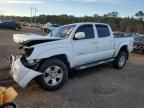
[135, 10, 144, 20]
[107, 11, 119, 18]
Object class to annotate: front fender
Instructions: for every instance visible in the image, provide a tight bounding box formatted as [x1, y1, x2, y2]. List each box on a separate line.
[27, 47, 74, 68]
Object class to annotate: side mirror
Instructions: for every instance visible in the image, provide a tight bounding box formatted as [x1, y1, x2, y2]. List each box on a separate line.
[74, 32, 86, 40]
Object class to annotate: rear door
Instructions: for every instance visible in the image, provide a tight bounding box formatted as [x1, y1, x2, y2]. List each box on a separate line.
[72, 24, 98, 66]
[95, 24, 115, 60]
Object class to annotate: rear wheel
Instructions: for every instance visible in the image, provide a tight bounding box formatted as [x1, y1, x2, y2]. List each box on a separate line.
[37, 58, 68, 91]
[113, 51, 128, 69]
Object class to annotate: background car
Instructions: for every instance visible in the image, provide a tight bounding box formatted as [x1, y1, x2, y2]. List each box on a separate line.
[113, 31, 133, 37]
[0, 21, 21, 30]
[41, 23, 60, 33]
[133, 36, 144, 52]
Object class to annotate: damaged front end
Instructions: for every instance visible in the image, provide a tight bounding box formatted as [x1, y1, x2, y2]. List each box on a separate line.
[9, 33, 61, 88]
[10, 53, 43, 88]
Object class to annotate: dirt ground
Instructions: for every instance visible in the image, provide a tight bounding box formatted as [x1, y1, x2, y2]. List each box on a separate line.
[0, 28, 144, 108]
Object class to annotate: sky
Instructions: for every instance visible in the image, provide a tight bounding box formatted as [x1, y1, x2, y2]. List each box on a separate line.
[0, 0, 143, 17]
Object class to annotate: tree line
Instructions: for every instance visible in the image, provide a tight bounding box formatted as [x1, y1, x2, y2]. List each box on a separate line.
[2, 10, 144, 34]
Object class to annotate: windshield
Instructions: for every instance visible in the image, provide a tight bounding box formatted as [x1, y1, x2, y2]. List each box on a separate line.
[48, 25, 76, 39]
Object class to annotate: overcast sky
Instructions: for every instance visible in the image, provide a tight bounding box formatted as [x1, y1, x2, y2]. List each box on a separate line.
[0, 0, 143, 17]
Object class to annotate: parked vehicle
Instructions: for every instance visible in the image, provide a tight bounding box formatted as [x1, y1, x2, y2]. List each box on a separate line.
[10, 22, 134, 90]
[0, 20, 3, 23]
[0, 21, 21, 30]
[113, 31, 133, 37]
[21, 22, 29, 26]
[41, 23, 60, 33]
[133, 36, 144, 52]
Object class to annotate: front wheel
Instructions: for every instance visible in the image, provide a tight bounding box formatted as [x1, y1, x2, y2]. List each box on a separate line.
[113, 51, 128, 69]
[37, 58, 68, 91]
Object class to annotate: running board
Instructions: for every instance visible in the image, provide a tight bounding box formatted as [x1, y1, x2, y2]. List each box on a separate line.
[74, 58, 114, 70]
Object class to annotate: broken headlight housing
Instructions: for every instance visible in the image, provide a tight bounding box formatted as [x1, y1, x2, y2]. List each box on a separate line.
[27, 59, 41, 66]
[24, 47, 34, 57]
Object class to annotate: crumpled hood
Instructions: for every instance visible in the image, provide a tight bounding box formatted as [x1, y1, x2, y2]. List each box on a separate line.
[13, 33, 61, 46]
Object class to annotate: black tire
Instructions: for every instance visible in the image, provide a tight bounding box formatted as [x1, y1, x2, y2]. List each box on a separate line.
[113, 51, 128, 69]
[37, 58, 68, 91]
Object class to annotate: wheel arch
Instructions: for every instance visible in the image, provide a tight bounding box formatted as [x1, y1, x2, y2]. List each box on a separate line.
[36, 54, 72, 72]
[116, 45, 129, 60]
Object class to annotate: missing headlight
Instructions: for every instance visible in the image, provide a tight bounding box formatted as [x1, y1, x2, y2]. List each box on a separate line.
[24, 47, 34, 57]
[27, 59, 41, 66]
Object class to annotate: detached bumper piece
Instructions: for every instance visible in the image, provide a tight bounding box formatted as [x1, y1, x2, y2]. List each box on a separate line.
[10, 55, 43, 88]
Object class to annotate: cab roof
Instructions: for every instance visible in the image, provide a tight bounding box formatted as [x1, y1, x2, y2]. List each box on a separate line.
[67, 22, 109, 26]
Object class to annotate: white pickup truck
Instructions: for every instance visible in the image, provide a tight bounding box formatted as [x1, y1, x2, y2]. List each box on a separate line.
[10, 22, 134, 90]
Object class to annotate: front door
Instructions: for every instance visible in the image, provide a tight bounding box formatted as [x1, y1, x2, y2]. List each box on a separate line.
[72, 24, 98, 66]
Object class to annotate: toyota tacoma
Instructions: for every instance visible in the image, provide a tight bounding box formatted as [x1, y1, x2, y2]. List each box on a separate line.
[10, 22, 134, 90]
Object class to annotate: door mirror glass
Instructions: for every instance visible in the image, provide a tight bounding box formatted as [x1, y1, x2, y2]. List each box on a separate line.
[74, 32, 85, 40]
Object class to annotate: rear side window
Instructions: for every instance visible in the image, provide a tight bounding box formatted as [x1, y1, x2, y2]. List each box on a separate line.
[96, 25, 110, 38]
[76, 25, 94, 39]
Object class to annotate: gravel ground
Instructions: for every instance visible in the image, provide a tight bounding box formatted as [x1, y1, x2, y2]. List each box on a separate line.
[0, 28, 144, 108]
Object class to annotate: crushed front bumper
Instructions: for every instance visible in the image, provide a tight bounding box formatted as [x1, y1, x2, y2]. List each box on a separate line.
[10, 55, 43, 88]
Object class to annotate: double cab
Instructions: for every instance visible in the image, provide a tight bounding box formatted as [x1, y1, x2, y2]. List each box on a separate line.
[10, 22, 134, 90]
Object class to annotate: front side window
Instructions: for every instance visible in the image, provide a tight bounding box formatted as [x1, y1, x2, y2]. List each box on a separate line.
[96, 25, 110, 38]
[75, 25, 94, 39]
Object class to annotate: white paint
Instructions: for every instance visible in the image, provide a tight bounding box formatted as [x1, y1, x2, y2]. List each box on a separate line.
[11, 22, 134, 88]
